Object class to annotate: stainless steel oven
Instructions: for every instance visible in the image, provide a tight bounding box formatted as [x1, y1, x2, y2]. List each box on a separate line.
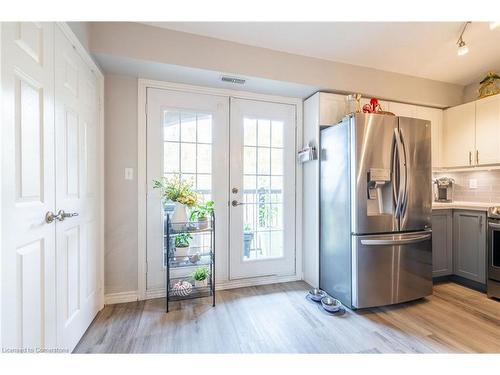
[487, 207, 500, 299]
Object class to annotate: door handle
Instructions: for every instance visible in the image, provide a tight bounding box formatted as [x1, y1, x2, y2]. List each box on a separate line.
[57, 210, 79, 221]
[361, 233, 431, 246]
[45, 211, 61, 223]
[231, 200, 245, 207]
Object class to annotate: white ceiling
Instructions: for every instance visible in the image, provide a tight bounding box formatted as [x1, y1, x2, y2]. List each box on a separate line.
[144, 22, 500, 86]
[94, 53, 320, 98]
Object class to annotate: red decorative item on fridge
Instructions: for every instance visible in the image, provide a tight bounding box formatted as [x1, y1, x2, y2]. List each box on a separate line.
[362, 98, 382, 113]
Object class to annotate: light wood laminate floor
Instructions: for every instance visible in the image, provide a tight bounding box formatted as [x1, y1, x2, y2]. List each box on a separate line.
[74, 281, 500, 353]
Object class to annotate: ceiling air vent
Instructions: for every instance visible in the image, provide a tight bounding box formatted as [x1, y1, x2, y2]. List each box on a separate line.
[221, 76, 246, 85]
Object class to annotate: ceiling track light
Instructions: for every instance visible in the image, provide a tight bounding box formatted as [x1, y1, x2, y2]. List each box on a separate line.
[490, 22, 500, 30]
[457, 21, 471, 56]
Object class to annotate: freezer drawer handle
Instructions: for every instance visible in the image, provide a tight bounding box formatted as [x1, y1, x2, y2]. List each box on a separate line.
[361, 233, 431, 246]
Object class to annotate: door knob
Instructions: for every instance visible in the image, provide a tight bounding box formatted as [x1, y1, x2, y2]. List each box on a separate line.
[57, 210, 79, 221]
[231, 200, 245, 207]
[45, 211, 60, 223]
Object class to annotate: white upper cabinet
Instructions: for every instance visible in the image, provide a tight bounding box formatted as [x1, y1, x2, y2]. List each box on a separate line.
[441, 94, 500, 168]
[416, 106, 443, 169]
[318, 92, 347, 125]
[475, 94, 500, 166]
[442, 102, 476, 168]
[388, 102, 417, 118]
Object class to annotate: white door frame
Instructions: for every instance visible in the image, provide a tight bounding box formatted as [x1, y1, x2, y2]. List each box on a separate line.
[137, 79, 303, 300]
[56, 23, 105, 311]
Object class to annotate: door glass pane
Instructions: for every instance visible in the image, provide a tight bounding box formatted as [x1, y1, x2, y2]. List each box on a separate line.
[163, 110, 213, 202]
[242, 116, 285, 261]
[164, 111, 180, 141]
[180, 112, 196, 142]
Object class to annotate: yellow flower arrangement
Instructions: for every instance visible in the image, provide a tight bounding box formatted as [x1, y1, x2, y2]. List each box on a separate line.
[152, 174, 199, 208]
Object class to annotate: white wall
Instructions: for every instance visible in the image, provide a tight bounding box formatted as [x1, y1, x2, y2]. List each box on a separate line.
[463, 82, 480, 103]
[89, 22, 464, 108]
[104, 74, 138, 294]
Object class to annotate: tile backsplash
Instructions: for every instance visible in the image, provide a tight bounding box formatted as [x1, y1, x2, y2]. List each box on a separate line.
[433, 170, 500, 203]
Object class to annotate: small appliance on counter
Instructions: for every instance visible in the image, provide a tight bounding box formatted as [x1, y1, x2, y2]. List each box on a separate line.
[433, 177, 455, 202]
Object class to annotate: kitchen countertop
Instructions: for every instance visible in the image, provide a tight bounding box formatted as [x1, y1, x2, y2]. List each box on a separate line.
[432, 201, 495, 211]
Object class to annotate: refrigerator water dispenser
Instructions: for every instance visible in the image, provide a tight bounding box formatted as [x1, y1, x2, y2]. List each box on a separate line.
[367, 168, 391, 215]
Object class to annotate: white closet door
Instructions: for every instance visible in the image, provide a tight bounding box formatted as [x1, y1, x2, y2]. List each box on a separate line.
[1, 22, 57, 350]
[54, 25, 100, 352]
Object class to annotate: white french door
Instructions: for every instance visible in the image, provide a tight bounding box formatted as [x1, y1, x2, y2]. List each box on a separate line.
[54, 25, 100, 352]
[146, 88, 229, 291]
[145, 87, 297, 288]
[1, 23, 101, 352]
[229, 99, 296, 279]
[1, 22, 57, 350]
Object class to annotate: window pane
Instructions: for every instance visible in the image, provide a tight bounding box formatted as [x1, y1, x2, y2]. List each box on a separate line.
[269, 231, 283, 257]
[197, 144, 211, 174]
[270, 204, 282, 230]
[257, 175, 270, 194]
[271, 121, 283, 148]
[257, 147, 270, 175]
[244, 118, 257, 146]
[180, 143, 196, 173]
[270, 148, 283, 175]
[197, 174, 211, 192]
[244, 175, 256, 192]
[244, 147, 257, 175]
[180, 173, 196, 186]
[180, 112, 196, 142]
[164, 111, 179, 142]
[257, 119, 271, 147]
[164, 142, 179, 173]
[197, 114, 212, 143]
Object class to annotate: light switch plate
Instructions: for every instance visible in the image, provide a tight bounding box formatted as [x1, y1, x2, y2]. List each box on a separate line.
[469, 179, 478, 189]
[125, 167, 134, 180]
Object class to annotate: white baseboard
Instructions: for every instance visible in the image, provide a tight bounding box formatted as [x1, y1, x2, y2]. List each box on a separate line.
[104, 290, 139, 305]
[144, 274, 302, 300]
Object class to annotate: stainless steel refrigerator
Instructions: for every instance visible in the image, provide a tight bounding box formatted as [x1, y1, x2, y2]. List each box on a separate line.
[320, 113, 433, 309]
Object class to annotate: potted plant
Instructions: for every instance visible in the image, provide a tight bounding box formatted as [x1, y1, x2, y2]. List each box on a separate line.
[174, 233, 192, 257]
[190, 266, 210, 288]
[153, 174, 199, 222]
[243, 223, 254, 258]
[190, 200, 214, 229]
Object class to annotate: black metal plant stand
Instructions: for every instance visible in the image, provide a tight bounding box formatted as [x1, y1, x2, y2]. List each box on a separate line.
[164, 212, 215, 312]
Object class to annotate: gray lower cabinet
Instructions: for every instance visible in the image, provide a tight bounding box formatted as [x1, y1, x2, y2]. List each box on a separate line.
[452, 210, 487, 283]
[431, 210, 453, 276]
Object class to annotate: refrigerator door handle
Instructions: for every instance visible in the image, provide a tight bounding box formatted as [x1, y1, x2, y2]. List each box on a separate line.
[391, 131, 400, 217]
[361, 233, 431, 246]
[393, 128, 405, 218]
[399, 128, 409, 219]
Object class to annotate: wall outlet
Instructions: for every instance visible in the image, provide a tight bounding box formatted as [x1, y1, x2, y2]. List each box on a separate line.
[469, 178, 478, 189]
[125, 167, 134, 180]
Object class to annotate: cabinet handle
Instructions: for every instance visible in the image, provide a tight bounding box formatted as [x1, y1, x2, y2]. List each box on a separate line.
[479, 215, 483, 229]
[476, 150, 479, 165]
[469, 151, 472, 165]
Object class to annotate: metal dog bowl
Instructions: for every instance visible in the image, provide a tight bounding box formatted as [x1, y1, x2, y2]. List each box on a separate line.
[321, 296, 342, 312]
[308, 288, 326, 302]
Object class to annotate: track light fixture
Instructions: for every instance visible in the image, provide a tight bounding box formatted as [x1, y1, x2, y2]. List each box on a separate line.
[457, 21, 471, 56]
